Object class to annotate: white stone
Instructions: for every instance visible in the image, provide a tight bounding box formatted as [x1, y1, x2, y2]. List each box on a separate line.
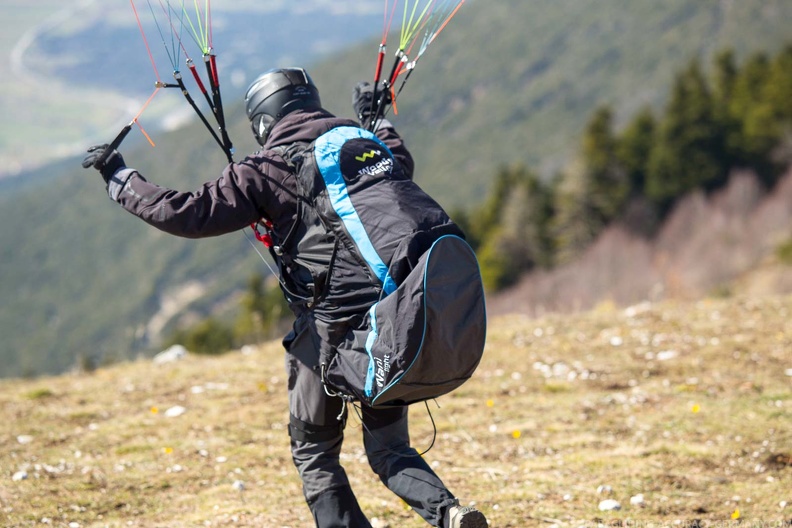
[17, 435, 33, 444]
[656, 350, 678, 361]
[12, 471, 28, 481]
[630, 494, 645, 506]
[597, 485, 612, 495]
[598, 499, 622, 511]
[241, 345, 257, 356]
[153, 344, 188, 364]
[164, 406, 186, 417]
[232, 480, 245, 491]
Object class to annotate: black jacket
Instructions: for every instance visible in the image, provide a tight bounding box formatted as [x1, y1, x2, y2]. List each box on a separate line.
[114, 109, 414, 244]
[113, 109, 443, 366]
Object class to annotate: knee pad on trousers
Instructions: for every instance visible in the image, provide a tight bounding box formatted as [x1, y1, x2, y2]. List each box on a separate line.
[288, 413, 344, 443]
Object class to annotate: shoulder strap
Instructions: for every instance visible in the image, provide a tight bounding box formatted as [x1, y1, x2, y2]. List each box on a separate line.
[313, 126, 398, 295]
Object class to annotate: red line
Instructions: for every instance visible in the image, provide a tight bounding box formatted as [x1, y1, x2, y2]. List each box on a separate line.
[390, 58, 406, 86]
[156, 0, 192, 62]
[374, 51, 385, 83]
[189, 62, 208, 94]
[133, 87, 161, 121]
[391, 87, 398, 115]
[383, 0, 399, 42]
[430, 0, 464, 47]
[210, 54, 219, 87]
[135, 118, 157, 148]
[130, 0, 162, 82]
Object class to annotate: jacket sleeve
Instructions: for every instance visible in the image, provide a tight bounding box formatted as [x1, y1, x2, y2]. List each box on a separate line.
[374, 120, 415, 181]
[111, 162, 266, 239]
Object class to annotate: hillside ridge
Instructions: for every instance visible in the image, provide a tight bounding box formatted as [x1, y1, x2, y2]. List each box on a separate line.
[488, 167, 792, 317]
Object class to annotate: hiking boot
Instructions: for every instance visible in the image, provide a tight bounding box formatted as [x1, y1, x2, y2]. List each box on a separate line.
[447, 505, 488, 528]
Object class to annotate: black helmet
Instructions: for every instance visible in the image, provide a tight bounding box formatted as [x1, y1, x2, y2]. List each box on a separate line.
[244, 67, 322, 145]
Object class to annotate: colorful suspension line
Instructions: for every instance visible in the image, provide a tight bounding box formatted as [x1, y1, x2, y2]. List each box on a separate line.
[94, 88, 159, 168]
[179, 0, 234, 160]
[150, 0, 231, 160]
[120, 0, 234, 163]
[94, 0, 169, 167]
[368, 0, 401, 121]
[368, 0, 465, 131]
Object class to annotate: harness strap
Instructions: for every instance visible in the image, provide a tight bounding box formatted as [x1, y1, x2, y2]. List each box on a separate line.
[288, 413, 345, 443]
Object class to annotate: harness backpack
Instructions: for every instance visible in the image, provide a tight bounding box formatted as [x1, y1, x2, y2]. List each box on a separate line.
[262, 126, 486, 408]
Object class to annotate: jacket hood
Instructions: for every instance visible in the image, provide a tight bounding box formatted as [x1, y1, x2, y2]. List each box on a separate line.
[264, 108, 359, 149]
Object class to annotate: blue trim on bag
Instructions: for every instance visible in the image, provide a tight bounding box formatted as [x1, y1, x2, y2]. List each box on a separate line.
[314, 126, 397, 295]
[364, 303, 379, 397]
[370, 234, 484, 406]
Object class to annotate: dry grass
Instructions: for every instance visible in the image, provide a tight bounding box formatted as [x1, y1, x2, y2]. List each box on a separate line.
[1, 295, 791, 527]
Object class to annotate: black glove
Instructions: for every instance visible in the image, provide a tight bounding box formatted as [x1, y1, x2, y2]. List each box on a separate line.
[352, 81, 392, 124]
[82, 144, 126, 184]
[352, 81, 375, 123]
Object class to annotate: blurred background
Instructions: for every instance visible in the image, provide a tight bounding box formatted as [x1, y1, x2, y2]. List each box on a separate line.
[1, 0, 791, 378]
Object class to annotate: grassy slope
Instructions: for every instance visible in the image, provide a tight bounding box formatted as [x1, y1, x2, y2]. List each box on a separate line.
[1, 295, 790, 527]
[3, 0, 792, 378]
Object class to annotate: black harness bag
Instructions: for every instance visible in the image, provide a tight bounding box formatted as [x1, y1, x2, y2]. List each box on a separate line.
[270, 126, 486, 408]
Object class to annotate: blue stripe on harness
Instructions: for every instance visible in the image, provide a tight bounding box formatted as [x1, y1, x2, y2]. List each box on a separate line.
[314, 126, 397, 295]
[363, 303, 379, 397]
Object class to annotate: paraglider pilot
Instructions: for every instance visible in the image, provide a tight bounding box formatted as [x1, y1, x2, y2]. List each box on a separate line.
[83, 68, 487, 528]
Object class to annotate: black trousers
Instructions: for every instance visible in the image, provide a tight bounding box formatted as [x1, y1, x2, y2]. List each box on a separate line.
[284, 322, 458, 527]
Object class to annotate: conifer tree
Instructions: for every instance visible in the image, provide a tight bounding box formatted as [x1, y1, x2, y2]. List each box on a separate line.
[646, 59, 726, 207]
[766, 46, 792, 123]
[712, 50, 743, 171]
[616, 107, 656, 197]
[475, 165, 554, 290]
[763, 45, 792, 170]
[583, 106, 630, 222]
[728, 52, 775, 179]
[615, 108, 660, 235]
[552, 162, 603, 264]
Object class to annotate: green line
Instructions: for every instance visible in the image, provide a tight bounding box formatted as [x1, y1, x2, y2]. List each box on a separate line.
[400, 1, 414, 49]
[193, 0, 209, 53]
[181, 1, 208, 54]
[204, 0, 207, 49]
[400, 0, 434, 50]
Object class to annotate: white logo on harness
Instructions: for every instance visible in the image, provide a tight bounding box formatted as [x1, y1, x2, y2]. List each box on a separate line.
[375, 353, 391, 389]
[357, 155, 394, 177]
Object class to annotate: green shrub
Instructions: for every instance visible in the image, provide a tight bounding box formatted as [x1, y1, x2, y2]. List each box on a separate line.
[167, 318, 234, 356]
[776, 238, 792, 265]
[25, 388, 54, 400]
